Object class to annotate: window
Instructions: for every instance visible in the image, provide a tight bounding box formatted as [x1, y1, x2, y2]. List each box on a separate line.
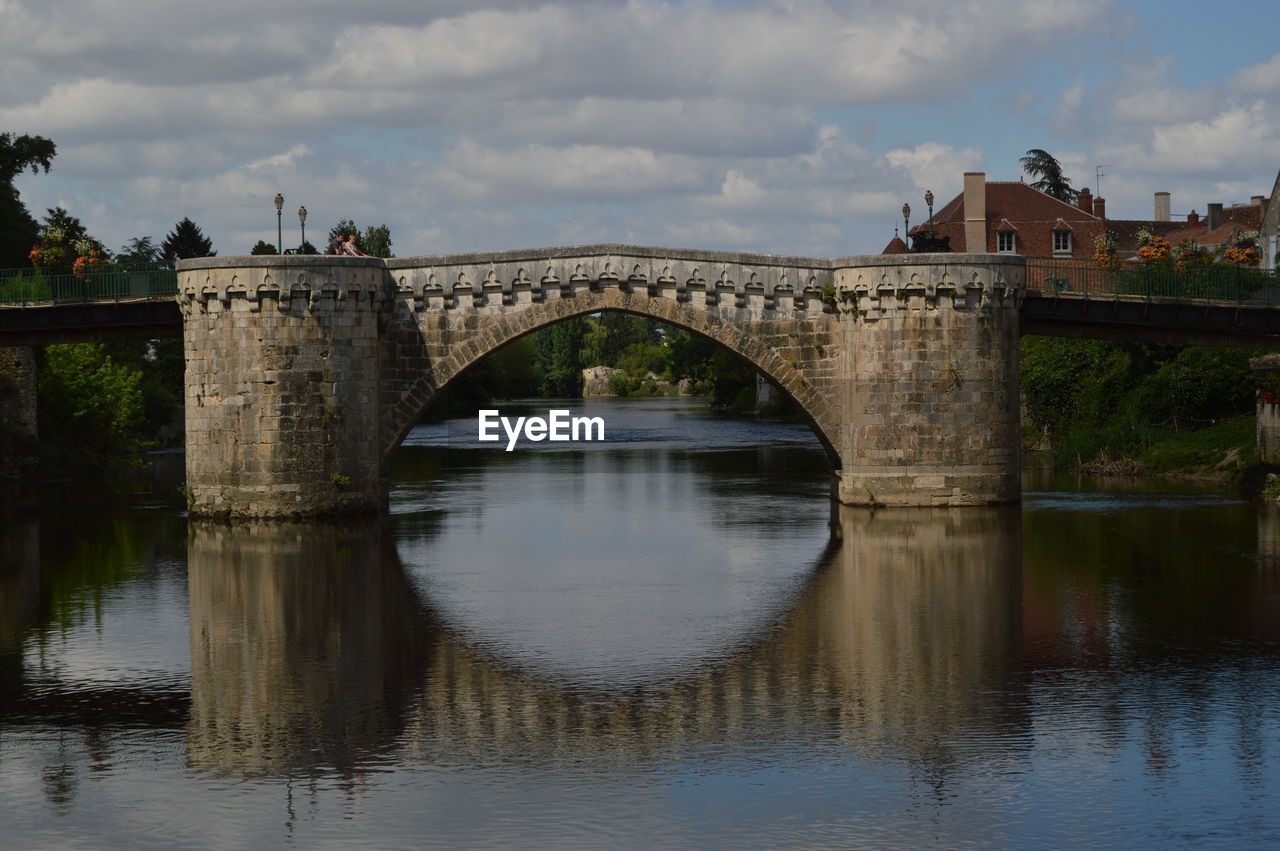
[997, 231, 1015, 252]
[1053, 230, 1072, 253]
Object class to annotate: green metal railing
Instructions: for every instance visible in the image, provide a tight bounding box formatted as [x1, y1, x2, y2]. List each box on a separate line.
[0, 263, 178, 306]
[1026, 259, 1280, 306]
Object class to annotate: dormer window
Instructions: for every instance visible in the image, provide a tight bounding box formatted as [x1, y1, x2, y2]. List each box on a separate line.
[1053, 230, 1072, 254]
[997, 231, 1015, 252]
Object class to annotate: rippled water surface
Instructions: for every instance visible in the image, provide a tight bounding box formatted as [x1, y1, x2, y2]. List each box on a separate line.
[3, 398, 1280, 848]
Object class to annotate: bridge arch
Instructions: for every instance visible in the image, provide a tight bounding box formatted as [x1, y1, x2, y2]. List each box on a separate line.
[379, 287, 841, 470]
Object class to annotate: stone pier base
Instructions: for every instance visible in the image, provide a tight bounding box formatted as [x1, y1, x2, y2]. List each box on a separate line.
[0, 346, 39, 481]
[832, 256, 1024, 506]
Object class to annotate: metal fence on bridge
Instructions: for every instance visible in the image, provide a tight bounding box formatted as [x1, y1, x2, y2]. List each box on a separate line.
[1026, 259, 1280, 305]
[0, 264, 178, 306]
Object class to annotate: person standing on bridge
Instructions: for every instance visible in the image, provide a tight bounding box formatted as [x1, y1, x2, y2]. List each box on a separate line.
[340, 233, 368, 257]
[326, 233, 345, 255]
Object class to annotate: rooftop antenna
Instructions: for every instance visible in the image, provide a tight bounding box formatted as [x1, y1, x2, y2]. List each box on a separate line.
[1095, 164, 1117, 198]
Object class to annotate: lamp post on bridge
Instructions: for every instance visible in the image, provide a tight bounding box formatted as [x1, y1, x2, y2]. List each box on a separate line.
[902, 202, 911, 248]
[298, 206, 307, 253]
[274, 193, 284, 254]
[925, 189, 935, 239]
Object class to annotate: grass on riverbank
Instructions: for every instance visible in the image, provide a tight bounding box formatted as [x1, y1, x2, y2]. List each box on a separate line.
[1044, 414, 1258, 481]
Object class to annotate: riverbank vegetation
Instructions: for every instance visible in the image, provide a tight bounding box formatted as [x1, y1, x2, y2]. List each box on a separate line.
[1021, 336, 1262, 480]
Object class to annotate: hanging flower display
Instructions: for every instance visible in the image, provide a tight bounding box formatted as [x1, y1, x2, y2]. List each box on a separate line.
[28, 243, 65, 267]
[1135, 228, 1171, 263]
[1223, 245, 1261, 266]
[72, 248, 108, 277]
[1093, 232, 1120, 270]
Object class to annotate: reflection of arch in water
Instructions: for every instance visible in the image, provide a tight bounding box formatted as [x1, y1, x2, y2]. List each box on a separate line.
[403, 505, 1026, 767]
[184, 507, 1026, 777]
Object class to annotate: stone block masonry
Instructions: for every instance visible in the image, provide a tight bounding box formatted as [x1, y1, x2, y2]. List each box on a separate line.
[179, 256, 387, 519]
[179, 248, 1026, 519]
[0, 345, 38, 481]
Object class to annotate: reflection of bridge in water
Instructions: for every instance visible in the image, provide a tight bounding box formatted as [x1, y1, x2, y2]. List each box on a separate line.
[183, 507, 1024, 777]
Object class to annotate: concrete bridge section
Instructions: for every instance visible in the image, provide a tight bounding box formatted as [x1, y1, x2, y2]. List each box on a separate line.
[177, 248, 1024, 519]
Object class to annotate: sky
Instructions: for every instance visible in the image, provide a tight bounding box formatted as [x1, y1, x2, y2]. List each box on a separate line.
[4, 0, 1279, 260]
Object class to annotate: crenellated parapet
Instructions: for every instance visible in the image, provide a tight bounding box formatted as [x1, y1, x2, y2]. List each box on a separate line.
[831, 256, 1025, 320]
[178, 256, 387, 316]
[386, 246, 834, 318]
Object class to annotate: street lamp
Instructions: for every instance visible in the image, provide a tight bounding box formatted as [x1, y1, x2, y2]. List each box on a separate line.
[298, 206, 307, 253]
[274, 193, 284, 254]
[924, 190, 935, 238]
[902, 202, 911, 244]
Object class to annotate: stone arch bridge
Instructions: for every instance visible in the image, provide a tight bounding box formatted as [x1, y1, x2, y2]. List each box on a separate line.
[178, 247, 1023, 519]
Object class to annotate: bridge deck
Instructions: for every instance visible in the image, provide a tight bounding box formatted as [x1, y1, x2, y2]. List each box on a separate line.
[2, 254, 1279, 348]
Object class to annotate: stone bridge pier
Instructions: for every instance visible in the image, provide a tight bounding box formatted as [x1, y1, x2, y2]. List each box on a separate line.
[177, 249, 1024, 519]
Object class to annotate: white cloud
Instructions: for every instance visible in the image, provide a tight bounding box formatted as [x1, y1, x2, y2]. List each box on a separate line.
[4, 0, 1276, 261]
[1229, 53, 1280, 96]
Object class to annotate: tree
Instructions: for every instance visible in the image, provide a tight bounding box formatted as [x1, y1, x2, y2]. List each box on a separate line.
[250, 240, 278, 255]
[297, 240, 318, 255]
[161, 217, 214, 261]
[117, 236, 162, 266]
[362, 224, 393, 258]
[0, 133, 55, 269]
[534, 317, 588, 396]
[37, 343, 146, 471]
[0, 133, 56, 183]
[1019, 149, 1077, 203]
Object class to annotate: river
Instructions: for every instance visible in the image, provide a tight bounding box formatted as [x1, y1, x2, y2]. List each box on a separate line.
[2, 397, 1279, 847]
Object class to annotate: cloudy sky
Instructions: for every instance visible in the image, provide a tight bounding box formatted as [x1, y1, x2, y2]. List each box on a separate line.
[4, 0, 1278, 259]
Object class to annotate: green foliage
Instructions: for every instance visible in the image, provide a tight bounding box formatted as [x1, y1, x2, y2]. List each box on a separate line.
[1021, 336, 1261, 471]
[331, 473, 351, 489]
[0, 134, 55, 268]
[42, 207, 95, 251]
[0, 133, 56, 182]
[117, 236, 162, 266]
[37, 343, 147, 471]
[664, 328, 716, 381]
[0, 182, 40, 268]
[362, 224, 393, 258]
[250, 240, 278, 255]
[535, 317, 587, 396]
[161, 217, 214, 261]
[444, 335, 540, 403]
[579, 313, 656, 367]
[616, 342, 668, 377]
[1020, 148, 1077, 202]
[297, 240, 319, 255]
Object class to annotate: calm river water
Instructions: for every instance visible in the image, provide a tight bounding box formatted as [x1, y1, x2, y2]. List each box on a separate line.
[3, 397, 1280, 848]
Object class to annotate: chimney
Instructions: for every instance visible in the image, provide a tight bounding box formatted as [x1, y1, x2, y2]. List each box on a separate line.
[1187, 210, 1200, 227]
[1154, 192, 1171, 222]
[1093, 196, 1106, 219]
[1207, 202, 1223, 231]
[1077, 187, 1092, 212]
[963, 172, 987, 252]
[1252, 195, 1266, 207]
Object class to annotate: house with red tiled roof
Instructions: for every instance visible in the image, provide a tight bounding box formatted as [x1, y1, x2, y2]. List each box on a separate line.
[903, 172, 1112, 259]
[894, 172, 1270, 263]
[1162, 199, 1265, 254]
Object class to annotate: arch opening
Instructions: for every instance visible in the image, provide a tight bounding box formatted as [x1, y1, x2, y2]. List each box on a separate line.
[380, 294, 841, 472]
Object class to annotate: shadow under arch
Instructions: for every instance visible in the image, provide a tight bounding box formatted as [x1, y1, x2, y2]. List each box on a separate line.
[379, 289, 841, 470]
